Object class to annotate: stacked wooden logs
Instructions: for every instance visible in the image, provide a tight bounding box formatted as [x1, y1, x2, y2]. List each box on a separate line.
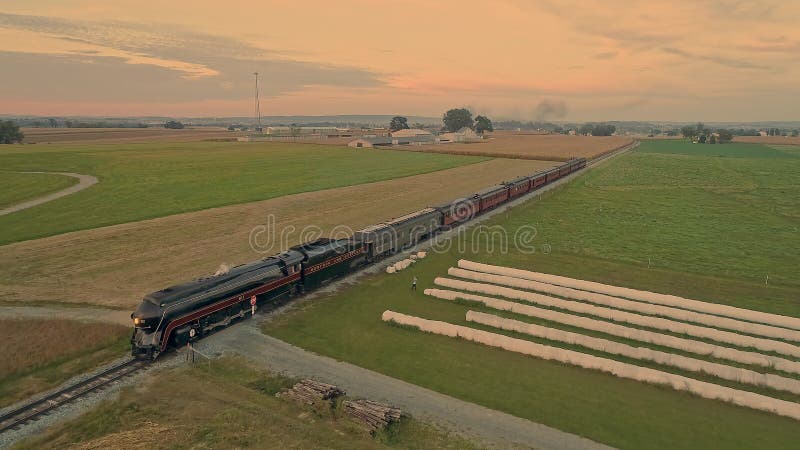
[277, 379, 345, 405]
[343, 399, 402, 432]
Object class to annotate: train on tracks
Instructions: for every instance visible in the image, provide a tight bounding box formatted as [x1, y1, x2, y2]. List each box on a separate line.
[131, 157, 587, 359]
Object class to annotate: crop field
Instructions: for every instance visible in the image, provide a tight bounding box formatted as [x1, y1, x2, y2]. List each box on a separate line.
[0, 142, 487, 244]
[264, 140, 800, 449]
[409, 131, 634, 161]
[20, 127, 245, 144]
[0, 158, 555, 308]
[734, 136, 800, 146]
[13, 357, 477, 450]
[0, 172, 77, 209]
[0, 319, 129, 408]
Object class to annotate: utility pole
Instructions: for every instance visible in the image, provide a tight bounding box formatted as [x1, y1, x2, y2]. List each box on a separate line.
[253, 72, 262, 132]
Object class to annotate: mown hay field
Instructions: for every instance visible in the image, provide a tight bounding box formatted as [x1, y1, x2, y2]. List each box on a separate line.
[265, 140, 800, 449]
[0, 319, 129, 407]
[409, 131, 634, 161]
[0, 158, 555, 308]
[13, 357, 478, 450]
[0, 141, 486, 244]
[734, 135, 800, 145]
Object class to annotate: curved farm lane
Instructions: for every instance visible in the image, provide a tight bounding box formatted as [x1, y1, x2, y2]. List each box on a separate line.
[201, 322, 613, 450]
[0, 172, 98, 216]
[0, 305, 130, 326]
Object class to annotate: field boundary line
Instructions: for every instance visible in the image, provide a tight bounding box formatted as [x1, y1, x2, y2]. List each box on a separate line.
[0, 172, 98, 216]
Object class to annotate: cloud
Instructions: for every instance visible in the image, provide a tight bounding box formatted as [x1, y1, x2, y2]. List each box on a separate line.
[0, 13, 383, 102]
[661, 46, 769, 70]
[593, 51, 619, 60]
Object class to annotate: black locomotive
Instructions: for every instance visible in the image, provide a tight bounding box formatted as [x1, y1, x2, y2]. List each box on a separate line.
[131, 157, 586, 358]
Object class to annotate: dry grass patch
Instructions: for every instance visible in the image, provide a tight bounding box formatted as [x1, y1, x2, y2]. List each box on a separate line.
[0, 319, 129, 407]
[408, 131, 634, 161]
[13, 357, 478, 450]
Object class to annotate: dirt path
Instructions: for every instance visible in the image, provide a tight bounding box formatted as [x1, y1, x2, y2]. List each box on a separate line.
[0, 172, 98, 216]
[0, 305, 130, 326]
[199, 322, 613, 450]
[0, 159, 554, 309]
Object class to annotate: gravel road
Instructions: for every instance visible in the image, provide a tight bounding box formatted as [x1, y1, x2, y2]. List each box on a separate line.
[198, 322, 614, 450]
[0, 172, 98, 216]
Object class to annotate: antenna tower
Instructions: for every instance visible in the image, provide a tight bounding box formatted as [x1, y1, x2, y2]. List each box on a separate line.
[253, 72, 262, 132]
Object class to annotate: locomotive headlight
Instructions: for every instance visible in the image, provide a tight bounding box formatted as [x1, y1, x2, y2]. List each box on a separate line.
[134, 317, 142, 325]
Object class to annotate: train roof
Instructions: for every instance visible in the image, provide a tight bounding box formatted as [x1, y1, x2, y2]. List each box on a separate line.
[144, 257, 283, 306]
[356, 208, 437, 233]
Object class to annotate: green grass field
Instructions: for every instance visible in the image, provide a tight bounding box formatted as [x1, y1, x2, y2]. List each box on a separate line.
[0, 172, 78, 209]
[265, 140, 800, 449]
[0, 142, 485, 244]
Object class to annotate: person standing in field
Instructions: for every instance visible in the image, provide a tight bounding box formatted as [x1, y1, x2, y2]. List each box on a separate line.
[412, 276, 418, 291]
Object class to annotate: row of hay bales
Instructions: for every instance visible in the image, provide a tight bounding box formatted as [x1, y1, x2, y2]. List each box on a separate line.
[426, 288, 800, 375]
[449, 268, 800, 342]
[466, 310, 800, 395]
[381, 310, 800, 421]
[434, 277, 800, 358]
[386, 252, 426, 274]
[458, 259, 800, 331]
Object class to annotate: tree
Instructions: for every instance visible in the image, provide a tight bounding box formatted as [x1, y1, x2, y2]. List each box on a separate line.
[47, 118, 58, 128]
[442, 108, 473, 132]
[708, 134, 717, 144]
[699, 134, 707, 144]
[591, 124, 616, 136]
[389, 116, 409, 132]
[792, 129, 799, 137]
[474, 115, 494, 134]
[0, 120, 24, 144]
[717, 129, 733, 143]
[578, 124, 594, 135]
[680, 125, 696, 139]
[164, 120, 185, 129]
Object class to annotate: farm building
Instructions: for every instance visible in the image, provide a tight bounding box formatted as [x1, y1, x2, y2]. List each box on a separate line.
[390, 128, 433, 138]
[439, 127, 481, 143]
[348, 134, 435, 148]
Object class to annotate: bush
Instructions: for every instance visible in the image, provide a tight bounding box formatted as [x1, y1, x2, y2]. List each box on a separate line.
[0, 120, 24, 144]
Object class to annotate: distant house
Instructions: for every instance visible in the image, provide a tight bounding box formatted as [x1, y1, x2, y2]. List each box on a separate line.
[759, 130, 768, 136]
[439, 127, 481, 143]
[390, 128, 433, 138]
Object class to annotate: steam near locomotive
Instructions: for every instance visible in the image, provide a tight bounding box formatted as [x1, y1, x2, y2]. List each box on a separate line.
[131, 158, 586, 359]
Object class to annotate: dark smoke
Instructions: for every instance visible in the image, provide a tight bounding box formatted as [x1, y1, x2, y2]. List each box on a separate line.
[534, 99, 568, 121]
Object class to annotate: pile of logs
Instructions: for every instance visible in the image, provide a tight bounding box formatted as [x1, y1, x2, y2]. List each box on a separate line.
[343, 399, 402, 432]
[277, 379, 345, 405]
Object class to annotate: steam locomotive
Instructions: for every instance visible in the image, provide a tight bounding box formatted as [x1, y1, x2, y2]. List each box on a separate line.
[131, 157, 587, 358]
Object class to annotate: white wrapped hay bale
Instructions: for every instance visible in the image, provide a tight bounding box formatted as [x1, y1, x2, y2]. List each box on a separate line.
[417, 251, 427, 259]
[458, 259, 800, 332]
[466, 311, 800, 395]
[427, 288, 800, 375]
[448, 268, 800, 343]
[386, 266, 396, 274]
[433, 278, 800, 359]
[381, 310, 800, 421]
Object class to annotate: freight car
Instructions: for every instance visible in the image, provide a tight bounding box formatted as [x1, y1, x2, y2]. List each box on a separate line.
[131, 157, 587, 358]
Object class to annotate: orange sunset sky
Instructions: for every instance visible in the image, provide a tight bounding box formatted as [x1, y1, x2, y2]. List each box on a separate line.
[1, 0, 798, 121]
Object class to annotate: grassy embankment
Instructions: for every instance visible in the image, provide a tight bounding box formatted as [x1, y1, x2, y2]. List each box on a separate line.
[0, 142, 486, 244]
[0, 172, 78, 209]
[264, 140, 800, 449]
[0, 319, 129, 408]
[13, 357, 478, 450]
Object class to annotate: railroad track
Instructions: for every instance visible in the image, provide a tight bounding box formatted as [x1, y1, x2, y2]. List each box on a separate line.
[0, 358, 148, 434]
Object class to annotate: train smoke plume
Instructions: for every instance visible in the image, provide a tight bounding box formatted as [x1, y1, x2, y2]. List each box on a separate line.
[213, 263, 230, 276]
